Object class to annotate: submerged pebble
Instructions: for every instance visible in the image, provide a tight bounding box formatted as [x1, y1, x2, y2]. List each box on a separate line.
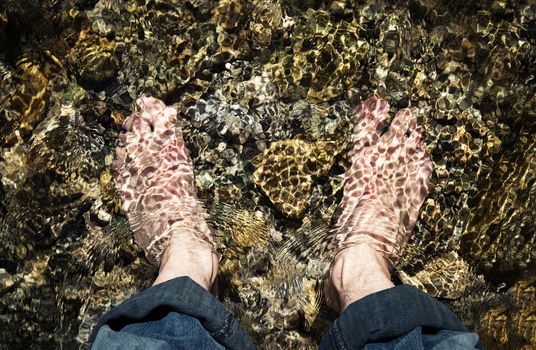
[0, 0, 534, 348]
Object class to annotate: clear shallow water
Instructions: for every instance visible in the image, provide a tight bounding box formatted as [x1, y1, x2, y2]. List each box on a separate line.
[0, 0, 534, 348]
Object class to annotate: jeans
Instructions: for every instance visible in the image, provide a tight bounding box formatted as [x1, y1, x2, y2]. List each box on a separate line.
[90, 277, 482, 349]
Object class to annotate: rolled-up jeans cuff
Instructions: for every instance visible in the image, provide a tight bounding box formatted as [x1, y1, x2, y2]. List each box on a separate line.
[321, 284, 470, 349]
[89, 276, 254, 350]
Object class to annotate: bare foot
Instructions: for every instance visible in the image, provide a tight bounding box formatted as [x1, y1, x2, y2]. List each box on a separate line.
[113, 96, 218, 290]
[326, 97, 432, 312]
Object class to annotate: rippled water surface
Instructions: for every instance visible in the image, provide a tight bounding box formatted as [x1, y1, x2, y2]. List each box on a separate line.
[0, 0, 534, 348]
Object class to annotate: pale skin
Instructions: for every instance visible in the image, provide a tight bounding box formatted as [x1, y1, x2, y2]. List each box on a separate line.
[114, 96, 431, 314]
[153, 232, 219, 291]
[113, 96, 219, 291]
[326, 96, 432, 312]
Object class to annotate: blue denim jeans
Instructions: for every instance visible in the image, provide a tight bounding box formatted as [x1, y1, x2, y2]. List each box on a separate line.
[90, 277, 482, 349]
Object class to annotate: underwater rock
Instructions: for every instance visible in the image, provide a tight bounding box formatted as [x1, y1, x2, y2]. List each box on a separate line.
[252, 139, 339, 218]
[207, 101, 262, 145]
[0, 268, 15, 294]
[67, 29, 118, 88]
[27, 104, 107, 182]
[264, 9, 370, 102]
[399, 251, 473, 299]
[1, 0, 535, 348]
[212, 61, 279, 107]
[0, 100, 109, 262]
[9, 58, 50, 136]
[0, 60, 20, 145]
[461, 123, 535, 277]
[479, 276, 536, 348]
[209, 203, 276, 260]
[249, 0, 285, 48]
[213, 0, 247, 30]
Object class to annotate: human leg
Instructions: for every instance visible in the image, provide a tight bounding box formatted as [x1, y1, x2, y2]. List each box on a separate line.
[90, 96, 254, 350]
[321, 97, 481, 349]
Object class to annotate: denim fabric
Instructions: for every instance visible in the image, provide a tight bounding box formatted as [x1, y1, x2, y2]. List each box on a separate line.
[122, 312, 225, 349]
[90, 276, 254, 350]
[363, 327, 480, 350]
[320, 284, 482, 350]
[93, 314, 224, 350]
[91, 277, 481, 350]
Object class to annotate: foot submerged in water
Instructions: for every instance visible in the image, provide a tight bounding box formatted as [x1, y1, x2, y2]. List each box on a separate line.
[326, 96, 433, 311]
[331, 96, 432, 266]
[113, 95, 218, 288]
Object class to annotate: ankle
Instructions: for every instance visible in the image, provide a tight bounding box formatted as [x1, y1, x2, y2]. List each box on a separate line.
[153, 234, 218, 290]
[329, 244, 394, 311]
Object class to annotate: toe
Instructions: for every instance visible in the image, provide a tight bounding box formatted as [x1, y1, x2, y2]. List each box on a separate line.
[112, 159, 124, 183]
[137, 95, 167, 127]
[349, 97, 390, 161]
[406, 126, 423, 162]
[409, 125, 422, 144]
[119, 132, 128, 146]
[353, 97, 390, 138]
[132, 116, 152, 135]
[419, 156, 433, 184]
[384, 108, 415, 145]
[406, 112, 418, 137]
[122, 114, 136, 132]
[154, 106, 181, 139]
[361, 96, 390, 121]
